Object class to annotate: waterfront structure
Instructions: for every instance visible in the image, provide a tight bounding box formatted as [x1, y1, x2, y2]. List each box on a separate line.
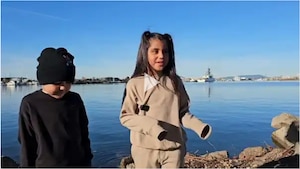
[197, 68, 216, 83]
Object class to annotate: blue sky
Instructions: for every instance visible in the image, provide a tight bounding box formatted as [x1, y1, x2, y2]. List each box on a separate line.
[1, 1, 299, 79]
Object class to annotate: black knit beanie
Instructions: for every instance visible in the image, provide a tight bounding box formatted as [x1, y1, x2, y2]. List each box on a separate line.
[36, 47, 76, 85]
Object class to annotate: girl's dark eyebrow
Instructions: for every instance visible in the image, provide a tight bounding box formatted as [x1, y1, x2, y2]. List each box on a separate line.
[150, 48, 159, 51]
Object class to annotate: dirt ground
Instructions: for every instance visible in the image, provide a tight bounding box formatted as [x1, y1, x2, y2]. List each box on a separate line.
[120, 146, 299, 168]
[184, 147, 298, 168]
[2, 146, 298, 168]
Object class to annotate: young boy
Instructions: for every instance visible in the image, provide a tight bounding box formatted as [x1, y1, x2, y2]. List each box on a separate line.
[18, 47, 93, 167]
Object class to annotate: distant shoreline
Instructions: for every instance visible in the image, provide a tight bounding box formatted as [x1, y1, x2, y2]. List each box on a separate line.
[1, 76, 299, 87]
[1, 79, 298, 88]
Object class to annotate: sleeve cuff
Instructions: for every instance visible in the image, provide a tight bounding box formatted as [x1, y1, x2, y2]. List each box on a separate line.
[195, 124, 212, 140]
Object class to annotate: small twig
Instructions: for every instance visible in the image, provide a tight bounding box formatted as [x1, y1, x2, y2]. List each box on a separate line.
[207, 140, 217, 151]
[282, 147, 295, 156]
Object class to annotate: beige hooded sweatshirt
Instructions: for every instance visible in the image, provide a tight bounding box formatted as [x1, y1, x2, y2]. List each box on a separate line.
[120, 74, 212, 150]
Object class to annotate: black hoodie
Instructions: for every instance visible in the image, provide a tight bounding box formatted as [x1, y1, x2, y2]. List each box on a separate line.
[18, 90, 93, 167]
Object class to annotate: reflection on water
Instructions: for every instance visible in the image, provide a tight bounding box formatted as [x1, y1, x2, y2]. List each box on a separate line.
[2, 85, 40, 95]
[207, 83, 211, 98]
[1, 81, 299, 167]
[2, 85, 16, 95]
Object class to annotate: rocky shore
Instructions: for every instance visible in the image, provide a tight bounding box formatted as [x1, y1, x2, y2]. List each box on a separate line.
[119, 112, 299, 168]
[120, 146, 298, 168]
[2, 113, 299, 168]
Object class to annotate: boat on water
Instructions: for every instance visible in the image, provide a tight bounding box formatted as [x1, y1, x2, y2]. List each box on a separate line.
[197, 68, 215, 83]
[6, 80, 16, 86]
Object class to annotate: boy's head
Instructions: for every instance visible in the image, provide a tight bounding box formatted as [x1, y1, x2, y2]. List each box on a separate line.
[37, 47, 76, 98]
[37, 47, 75, 85]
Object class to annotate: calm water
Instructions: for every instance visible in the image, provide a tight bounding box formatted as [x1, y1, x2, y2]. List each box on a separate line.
[1, 81, 299, 167]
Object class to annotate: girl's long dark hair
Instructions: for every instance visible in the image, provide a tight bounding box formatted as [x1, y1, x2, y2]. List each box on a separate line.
[131, 31, 180, 94]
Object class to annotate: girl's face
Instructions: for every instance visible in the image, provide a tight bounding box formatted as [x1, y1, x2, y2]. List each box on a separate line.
[42, 81, 71, 99]
[147, 38, 169, 76]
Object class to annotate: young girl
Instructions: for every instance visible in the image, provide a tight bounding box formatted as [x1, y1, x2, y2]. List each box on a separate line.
[120, 31, 212, 168]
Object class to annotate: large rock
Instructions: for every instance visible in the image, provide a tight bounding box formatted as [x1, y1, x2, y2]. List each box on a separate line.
[271, 113, 298, 129]
[201, 150, 228, 160]
[1, 156, 19, 168]
[272, 126, 295, 149]
[286, 121, 299, 144]
[286, 120, 299, 155]
[271, 113, 299, 152]
[239, 146, 267, 160]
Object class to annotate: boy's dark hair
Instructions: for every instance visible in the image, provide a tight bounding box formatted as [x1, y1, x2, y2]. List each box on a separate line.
[131, 31, 180, 94]
[36, 47, 76, 85]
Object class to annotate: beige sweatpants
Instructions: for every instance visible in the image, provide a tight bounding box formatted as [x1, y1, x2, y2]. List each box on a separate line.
[131, 145, 186, 168]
